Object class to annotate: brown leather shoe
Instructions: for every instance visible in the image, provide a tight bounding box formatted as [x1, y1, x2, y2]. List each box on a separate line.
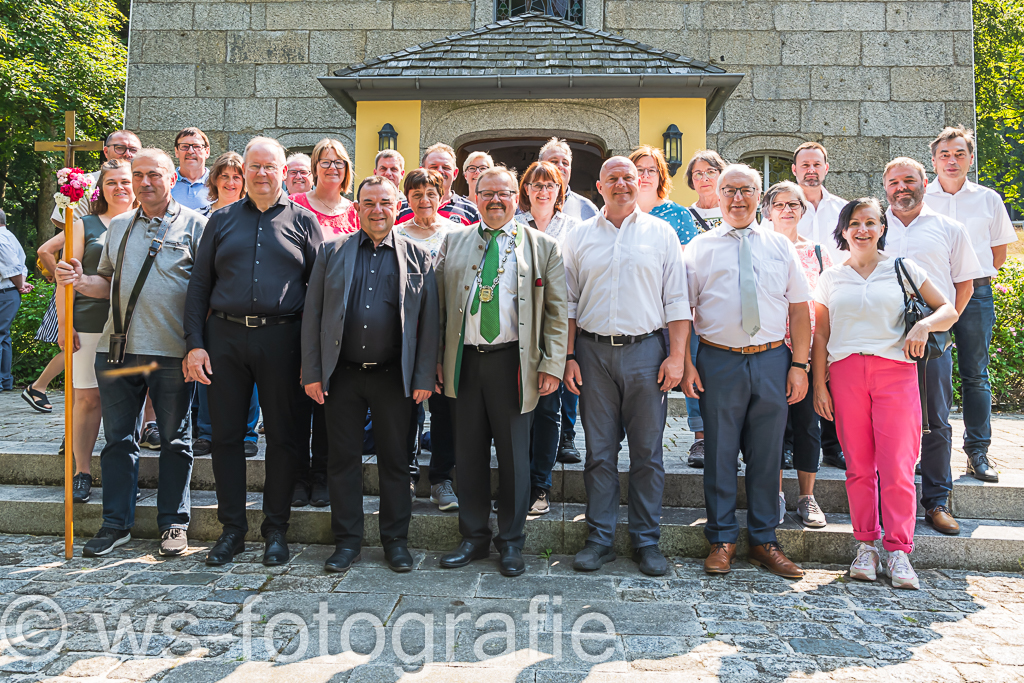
[925, 505, 960, 535]
[748, 542, 804, 579]
[704, 542, 736, 574]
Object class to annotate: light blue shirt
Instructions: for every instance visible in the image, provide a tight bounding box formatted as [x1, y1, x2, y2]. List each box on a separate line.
[171, 168, 210, 211]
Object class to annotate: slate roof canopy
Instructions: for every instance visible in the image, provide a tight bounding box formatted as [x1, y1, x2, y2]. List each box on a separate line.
[319, 13, 744, 128]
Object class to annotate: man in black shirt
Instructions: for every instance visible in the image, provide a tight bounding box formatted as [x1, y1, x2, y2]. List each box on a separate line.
[184, 136, 323, 567]
[302, 176, 438, 573]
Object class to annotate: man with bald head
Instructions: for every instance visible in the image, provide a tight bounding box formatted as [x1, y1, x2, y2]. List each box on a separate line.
[563, 157, 690, 577]
[682, 164, 811, 579]
[184, 136, 324, 568]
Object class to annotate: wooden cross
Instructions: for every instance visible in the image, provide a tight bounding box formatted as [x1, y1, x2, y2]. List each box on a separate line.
[34, 111, 103, 559]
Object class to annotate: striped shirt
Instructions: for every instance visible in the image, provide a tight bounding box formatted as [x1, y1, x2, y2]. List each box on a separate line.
[397, 192, 480, 227]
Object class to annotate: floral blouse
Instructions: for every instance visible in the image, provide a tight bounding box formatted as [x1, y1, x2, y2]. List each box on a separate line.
[787, 241, 833, 349]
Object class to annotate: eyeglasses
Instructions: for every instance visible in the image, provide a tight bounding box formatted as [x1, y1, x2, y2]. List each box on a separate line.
[465, 165, 490, 174]
[318, 160, 347, 169]
[176, 143, 208, 152]
[247, 163, 281, 174]
[692, 169, 720, 181]
[478, 190, 515, 200]
[771, 201, 803, 213]
[110, 144, 140, 155]
[636, 168, 660, 178]
[528, 183, 559, 193]
[721, 187, 757, 198]
[287, 169, 310, 177]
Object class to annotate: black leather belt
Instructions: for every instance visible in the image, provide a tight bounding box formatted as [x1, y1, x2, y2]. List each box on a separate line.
[464, 341, 518, 353]
[973, 277, 991, 287]
[212, 310, 300, 328]
[578, 330, 658, 346]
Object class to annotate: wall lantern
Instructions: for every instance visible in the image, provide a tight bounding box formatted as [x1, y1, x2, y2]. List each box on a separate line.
[378, 123, 398, 152]
[663, 124, 683, 176]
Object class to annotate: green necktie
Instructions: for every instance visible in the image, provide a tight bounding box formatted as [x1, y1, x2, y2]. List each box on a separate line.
[472, 228, 503, 343]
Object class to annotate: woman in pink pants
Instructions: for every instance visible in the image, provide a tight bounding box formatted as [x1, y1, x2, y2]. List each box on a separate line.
[811, 197, 958, 590]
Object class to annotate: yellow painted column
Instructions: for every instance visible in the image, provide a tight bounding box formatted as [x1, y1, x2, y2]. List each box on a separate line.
[354, 100, 422, 185]
[638, 99, 706, 207]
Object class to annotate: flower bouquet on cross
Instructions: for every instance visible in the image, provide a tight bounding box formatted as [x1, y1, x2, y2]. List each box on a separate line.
[53, 167, 96, 212]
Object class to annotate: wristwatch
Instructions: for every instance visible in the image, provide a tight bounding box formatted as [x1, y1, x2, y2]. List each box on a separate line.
[791, 361, 809, 372]
[566, 354, 576, 362]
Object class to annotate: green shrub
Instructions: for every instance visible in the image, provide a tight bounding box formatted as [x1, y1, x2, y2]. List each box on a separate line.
[952, 259, 1024, 409]
[10, 276, 60, 386]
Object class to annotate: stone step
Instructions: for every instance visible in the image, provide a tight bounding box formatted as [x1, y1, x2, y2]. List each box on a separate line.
[2, 441, 1020, 521]
[1, 484, 1022, 571]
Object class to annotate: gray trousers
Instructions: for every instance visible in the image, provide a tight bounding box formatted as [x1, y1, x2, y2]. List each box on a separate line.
[0, 288, 20, 391]
[577, 334, 667, 548]
[697, 342, 789, 546]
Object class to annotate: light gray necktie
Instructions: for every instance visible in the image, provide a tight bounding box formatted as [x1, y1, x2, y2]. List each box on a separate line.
[732, 228, 761, 337]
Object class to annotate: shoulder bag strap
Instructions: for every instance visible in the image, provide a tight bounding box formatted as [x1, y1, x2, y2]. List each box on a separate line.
[814, 244, 824, 273]
[113, 213, 173, 338]
[111, 211, 141, 335]
[895, 257, 926, 302]
[688, 207, 712, 233]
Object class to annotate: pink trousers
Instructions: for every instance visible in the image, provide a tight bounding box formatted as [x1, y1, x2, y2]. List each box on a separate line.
[830, 354, 921, 553]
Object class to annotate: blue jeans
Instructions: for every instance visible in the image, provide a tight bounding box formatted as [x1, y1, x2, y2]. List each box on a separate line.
[0, 288, 20, 391]
[530, 389, 561, 491]
[952, 285, 995, 454]
[197, 383, 259, 442]
[686, 333, 703, 432]
[95, 353, 194, 532]
[559, 384, 577, 441]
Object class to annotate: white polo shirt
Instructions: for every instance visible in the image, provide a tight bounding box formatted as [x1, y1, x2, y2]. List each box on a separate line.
[684, 221, 811, 348]
[882, 205, 984, 304]
[923, 179, 1018, 278]
[797, 186, 848, 265]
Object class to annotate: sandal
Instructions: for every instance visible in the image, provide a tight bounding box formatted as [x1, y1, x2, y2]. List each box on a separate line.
[22, 385, 52, 413]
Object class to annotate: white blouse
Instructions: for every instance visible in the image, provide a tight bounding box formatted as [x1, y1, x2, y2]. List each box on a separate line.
[813, 256, 930, 364]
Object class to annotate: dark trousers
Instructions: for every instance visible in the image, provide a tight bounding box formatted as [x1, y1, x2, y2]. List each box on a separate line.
[0, 288, 19, 391]
[299, 402, 329, 486]
[95, 352, 193, 532]
[196, 383, 259, 442]
[559, 384, 578, 441]
[453, 346, 532, 550]
[206, 316, 310, 537]
[410, 392, 455, 484]
[921, 348, 954, 510]
[953, 285, 995, 454]
[530, 388, 561, 491]
[785, 367, 822, 474]
[697, 342, 789, 546]
[325, 363, 412, 550]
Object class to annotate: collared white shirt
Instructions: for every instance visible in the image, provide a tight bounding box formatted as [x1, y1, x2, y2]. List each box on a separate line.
[0, 225, 27, 289]
[685, 221, 811, 348]
[924, 179, 1018, 278]
[797, 186, 848, 265]
[882, 205, 984, 304]
[563, 206, 690, 337]
[465, 218, 519, 345]
[516, 210, 579, 245]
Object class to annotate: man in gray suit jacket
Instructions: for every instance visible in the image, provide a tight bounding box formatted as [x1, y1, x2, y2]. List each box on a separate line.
[302, 175, 439, 573]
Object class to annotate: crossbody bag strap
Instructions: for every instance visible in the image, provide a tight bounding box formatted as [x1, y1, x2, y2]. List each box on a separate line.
[111, 210, 142, 335]
[688, 207, 712, 233]
[114, 213, 174, 338]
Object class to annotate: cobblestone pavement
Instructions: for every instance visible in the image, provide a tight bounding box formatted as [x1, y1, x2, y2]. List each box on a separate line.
[3, 391, 1023, 474]
[0, 533, 1023, 682]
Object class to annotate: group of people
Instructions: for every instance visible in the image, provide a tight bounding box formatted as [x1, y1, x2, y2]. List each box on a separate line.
[1, 119, 1012, 591]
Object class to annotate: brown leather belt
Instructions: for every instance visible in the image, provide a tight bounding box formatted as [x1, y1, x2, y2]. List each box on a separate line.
[699, 337, 785, 355]
[973, 277, 991, 287]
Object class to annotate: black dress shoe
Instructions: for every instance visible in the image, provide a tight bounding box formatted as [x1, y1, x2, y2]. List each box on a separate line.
[499, 546, 525, 576]
[309, 474, 330, 507]
[967, 451, 999, 482]
[263, 530, 289, 566]
[385, 545, 414, 572]
[822, 451, 847, 470]
[325, 546, 361, 572]
[206, 532, 245, 566]
[440, 540, 490, 568]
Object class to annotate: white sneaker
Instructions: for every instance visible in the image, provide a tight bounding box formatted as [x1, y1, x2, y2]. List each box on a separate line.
[778, 492, 786, 524]
[849, 542, 880, 581]
[796, 495, 827, 528]
[885, 550, 920, 590]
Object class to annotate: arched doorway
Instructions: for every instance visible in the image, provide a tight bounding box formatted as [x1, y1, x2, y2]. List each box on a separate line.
[454, 137, 605, 207]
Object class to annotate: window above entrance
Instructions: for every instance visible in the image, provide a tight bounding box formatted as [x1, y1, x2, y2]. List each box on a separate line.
[497, 0, 583, 24]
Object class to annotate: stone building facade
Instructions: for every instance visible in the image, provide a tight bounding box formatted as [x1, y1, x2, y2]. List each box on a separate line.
[123, 0, 974, 203]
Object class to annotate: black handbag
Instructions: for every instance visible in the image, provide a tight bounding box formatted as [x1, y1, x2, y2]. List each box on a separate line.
[894, 258, 952, 433]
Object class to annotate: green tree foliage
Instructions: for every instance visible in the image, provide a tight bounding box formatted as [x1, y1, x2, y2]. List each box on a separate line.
[974, 0, 1024, 215]
[0, 0, 127, 251]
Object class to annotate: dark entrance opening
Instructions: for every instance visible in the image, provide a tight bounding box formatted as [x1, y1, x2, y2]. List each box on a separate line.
[454, 137, 605, 207]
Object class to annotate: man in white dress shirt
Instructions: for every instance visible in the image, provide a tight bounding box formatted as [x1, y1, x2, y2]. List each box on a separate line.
[792, 141, 848, 471]
[683, 164, 811, 579]
[924, 127, 1017, 483]
[882, 157, 984, 536]
[562, 157, 690, 577]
